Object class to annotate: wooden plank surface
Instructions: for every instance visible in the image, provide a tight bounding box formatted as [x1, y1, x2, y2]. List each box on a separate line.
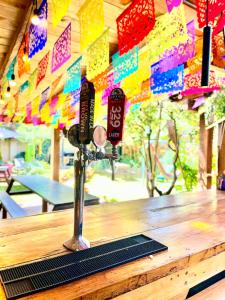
[189, 278, 225, 300]
[12, 175, 99, 205]
[0, 190, 225, 299]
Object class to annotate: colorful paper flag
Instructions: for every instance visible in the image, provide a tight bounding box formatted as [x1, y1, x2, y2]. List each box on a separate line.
[37, 52, 49, 87]
[86, 29, 109, 80]
[63, 56, 82, 93]
[77, 0, 104, 51]
[52, 0, 72, 27]
[18, 33, 30, 78]
[52, 23, 71, 73]
[117, 0, 155, 55]
[112, 46, 139, 84]
[29, 0, 48, 58]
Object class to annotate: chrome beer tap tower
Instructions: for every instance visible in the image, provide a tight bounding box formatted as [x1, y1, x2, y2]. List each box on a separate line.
[64, 81, 126, 251]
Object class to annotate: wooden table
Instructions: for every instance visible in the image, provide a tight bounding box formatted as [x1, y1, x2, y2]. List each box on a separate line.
[6, 175, 99, 212]
[0, 190, 225, 299]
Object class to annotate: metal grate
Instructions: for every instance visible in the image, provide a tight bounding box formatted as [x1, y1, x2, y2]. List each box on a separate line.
[0, 235, 167, 300]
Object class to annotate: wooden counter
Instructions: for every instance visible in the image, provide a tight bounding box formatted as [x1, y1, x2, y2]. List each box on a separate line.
[0, 190, 225, 299]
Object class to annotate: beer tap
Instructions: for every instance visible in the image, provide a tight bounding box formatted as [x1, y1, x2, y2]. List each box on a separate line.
[64, 81, 126, 251]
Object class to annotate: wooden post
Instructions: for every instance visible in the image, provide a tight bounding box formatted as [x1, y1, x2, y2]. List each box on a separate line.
[51, 129, 60, 182]
[199, 114, 213, 189]
[218, 122, 225, 178]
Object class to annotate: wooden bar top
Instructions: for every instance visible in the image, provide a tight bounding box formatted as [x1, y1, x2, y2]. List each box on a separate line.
[0, 190, 225, 299]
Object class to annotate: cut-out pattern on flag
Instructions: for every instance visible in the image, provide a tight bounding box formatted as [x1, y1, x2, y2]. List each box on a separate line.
[187, 38, 203, 74]
[37, 52, 49, 87]
[31, 96, 40, 116]
[50, 112, 60, 127]
[63, 56, 82, 94]
[13, 93, 19, 114]
[183, 71, 218, 89]
[213, 11, 225, 35]
[19, 81, 29, 94]
[28, 68, 38, 97]
[130, 103, 142, 112]
[6, 99, 14, 119]
[117, 0, 155, 55]
[196, 0, 225, 28]
[122, 49, 151, 97]
[159, 20, 195, 73]
[112, 46, 139, 84]
[25, 102, 32, 124]
[52, 0, 72, 27]
[129, 81, 151, 104]
[52, 23, 71, 73]
[212, 34, 225, 68]
[6, 57, 16, 80]
[166, 0, 182, 13]
[102, 72, 120, 105]
[40, 102, 51, 123]
[93, 70, 108, 92]
[39, 87, 50, 111]
[71, 89, 80, 107]
[32, 115, 42, 126]
[150, 64, 184, 94]
[1, 78, 8, 98]
[77, 0, 104, 51]
[29, 0, 48, 59]
[86, 29, 109, 80]
[94, 92, 102, 123]
[50, 96, 58, 115]
[146, 5, 188, 62]
[51, 74, 63, 97]
[182, 71, 220, 96]
[94, 91, 107, 125]
[122, 77, 142, 98]
[18, 33, 30, 78]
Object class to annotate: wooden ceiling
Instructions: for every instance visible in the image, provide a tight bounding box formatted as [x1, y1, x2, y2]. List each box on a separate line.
[0, 0, 201, 103]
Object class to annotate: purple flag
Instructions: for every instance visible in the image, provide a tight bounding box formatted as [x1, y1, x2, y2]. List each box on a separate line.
[166, 0, 182, 13]
[52, 23, 71, 73]
[159, 21, 195, 73]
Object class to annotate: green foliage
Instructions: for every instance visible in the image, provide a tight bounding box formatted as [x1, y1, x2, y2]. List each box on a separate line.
[26, 161, 50, 176]
[25, 144, 35, 162]
[103, 196, 118, 203]
[124, 100, 199, 193]
[16, 124, 52, 163]
[14, 160, 50, 176]
[42, 139, 51, 154]
[119, 154, 139, 168]
[205, 88, 225, 125]
[16, 124, 51, 144]
[179, 162, 198, 191]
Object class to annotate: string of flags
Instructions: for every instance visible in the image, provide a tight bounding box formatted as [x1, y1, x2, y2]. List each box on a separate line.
[0, 0, 224, 128]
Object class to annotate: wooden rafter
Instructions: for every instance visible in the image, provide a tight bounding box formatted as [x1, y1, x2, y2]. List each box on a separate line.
[0, 0, 33, 79]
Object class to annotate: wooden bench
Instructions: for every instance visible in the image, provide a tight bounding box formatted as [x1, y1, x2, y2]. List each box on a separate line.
[0, 192, 27, 219]
[189, 278, 225, 299]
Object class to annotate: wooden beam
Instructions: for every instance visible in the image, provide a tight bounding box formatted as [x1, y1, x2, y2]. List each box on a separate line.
[51, 128, 60, 182]
[0, 0, 33, 78]
[218, 122, 225, 178]
[115, 251, 225, 300]
[199, 114, 213, 189]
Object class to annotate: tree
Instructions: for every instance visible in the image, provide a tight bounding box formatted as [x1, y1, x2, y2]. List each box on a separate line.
[125, 99, 199, 197]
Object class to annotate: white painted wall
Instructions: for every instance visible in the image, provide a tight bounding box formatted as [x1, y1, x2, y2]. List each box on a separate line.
[0, 140, 25, 162]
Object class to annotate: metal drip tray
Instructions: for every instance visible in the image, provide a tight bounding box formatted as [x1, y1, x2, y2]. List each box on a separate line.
[0, 235, 167, 300]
